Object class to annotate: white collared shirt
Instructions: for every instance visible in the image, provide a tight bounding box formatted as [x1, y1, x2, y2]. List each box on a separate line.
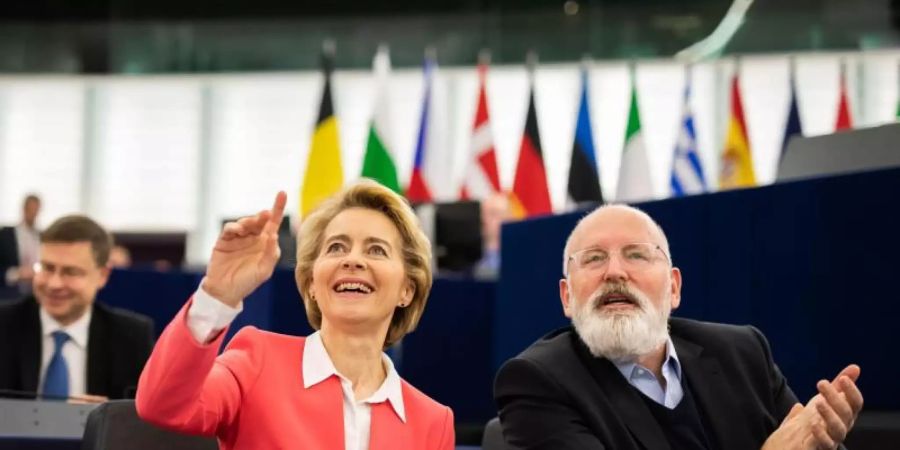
[14, 223, 40, 269]
[303, 332, 406, 450]
[613, 338, 684, 409]
[39, 306, 92, 397]
[188, 288, 406, 450]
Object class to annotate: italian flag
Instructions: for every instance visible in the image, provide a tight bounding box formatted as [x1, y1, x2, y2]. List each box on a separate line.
[615, 78, 654, 203]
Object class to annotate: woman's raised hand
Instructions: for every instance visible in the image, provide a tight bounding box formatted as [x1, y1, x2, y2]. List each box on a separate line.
[201, 191, 287, 307]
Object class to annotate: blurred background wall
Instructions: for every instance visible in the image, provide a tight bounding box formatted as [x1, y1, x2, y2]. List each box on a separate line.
[0, 0, 898, 265]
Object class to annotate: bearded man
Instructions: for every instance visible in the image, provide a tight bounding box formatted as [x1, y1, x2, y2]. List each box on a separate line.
[493, 204, 863, 450]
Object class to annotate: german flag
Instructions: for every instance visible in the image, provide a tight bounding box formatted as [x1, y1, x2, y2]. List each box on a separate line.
[510, 55, 552, 218]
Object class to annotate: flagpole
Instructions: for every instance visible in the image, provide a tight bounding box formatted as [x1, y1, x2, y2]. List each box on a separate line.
[322, 39, 336, 68]
[680, 61, 693, 178]
[896, 60, 900, 120]
[682, 61, 693, 124]
[580, 53, 592, 71]
[478, 48, 491, 66]
[854, 54, 865, 127]
[425, 46, 437, 65]
[525, 49, 538, 82]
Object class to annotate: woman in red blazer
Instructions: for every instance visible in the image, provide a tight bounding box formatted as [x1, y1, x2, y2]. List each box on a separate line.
[136, 180, 454, 450]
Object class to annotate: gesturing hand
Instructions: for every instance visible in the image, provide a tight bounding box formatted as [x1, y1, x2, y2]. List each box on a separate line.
[201, 191, 287, 307]
[807, 364, 864, 450]
[762, 364, 864, 450]
[762, 403, 819, 450]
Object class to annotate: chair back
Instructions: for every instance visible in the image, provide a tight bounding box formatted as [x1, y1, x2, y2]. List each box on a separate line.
[81, 400, 218, 450]
[482, 417, 510, 450]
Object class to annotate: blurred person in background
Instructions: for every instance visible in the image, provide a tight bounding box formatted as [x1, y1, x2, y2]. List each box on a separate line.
[473, 192, 511, 280]
[0, 194, 42, 299]
[136, 180, 454, 450]
[0, 215, 154, 401]
[108, 245, 132, 269]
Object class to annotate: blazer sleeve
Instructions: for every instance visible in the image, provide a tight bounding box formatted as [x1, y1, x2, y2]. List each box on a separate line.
[494, 357, 607, 450]
[438, 405, 455, 450]
[115, 310, 157, 399]
[0, 228, 17, 286]
[748, 325, 852, 450]
[747, 325, 800, 420]
[135, 297, 265, 437]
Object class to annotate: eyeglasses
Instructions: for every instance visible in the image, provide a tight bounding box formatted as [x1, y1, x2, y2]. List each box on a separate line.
[565, 243, 670, 276]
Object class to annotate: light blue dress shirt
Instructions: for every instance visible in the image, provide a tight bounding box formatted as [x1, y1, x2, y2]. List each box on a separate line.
[613, 338, 684, 409]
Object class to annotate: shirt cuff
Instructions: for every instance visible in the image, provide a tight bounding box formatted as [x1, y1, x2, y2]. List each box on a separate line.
[186, 286, 244, 344]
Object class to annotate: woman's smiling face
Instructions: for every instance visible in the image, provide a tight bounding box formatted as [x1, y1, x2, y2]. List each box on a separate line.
[310, 207, 413, 332]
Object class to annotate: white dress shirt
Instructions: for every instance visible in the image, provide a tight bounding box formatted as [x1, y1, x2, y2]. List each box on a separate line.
[14, 223, 40, 268]
[39, 307, 92, 397]
[188, 288, 406, 450]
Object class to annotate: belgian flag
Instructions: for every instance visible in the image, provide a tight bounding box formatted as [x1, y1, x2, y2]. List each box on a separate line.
[301, 42, 344, 217]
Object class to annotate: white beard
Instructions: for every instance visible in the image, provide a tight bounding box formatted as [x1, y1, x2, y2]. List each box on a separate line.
[570, 282, 671, 362]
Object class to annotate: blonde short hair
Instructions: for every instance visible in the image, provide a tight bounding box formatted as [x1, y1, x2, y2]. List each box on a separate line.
[295, 179, 433, 348]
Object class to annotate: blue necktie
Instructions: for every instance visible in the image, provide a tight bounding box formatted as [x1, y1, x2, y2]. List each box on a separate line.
[42, 330, 70, 399]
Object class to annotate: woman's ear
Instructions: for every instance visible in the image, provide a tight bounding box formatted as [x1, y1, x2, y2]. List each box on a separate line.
[400, 279, 415, 306]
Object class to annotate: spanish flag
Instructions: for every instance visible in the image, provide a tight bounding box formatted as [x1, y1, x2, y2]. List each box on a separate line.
[301, 44, 343, 218]
[718, 73, 756, 189]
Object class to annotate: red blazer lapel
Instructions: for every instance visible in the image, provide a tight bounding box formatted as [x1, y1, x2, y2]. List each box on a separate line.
[368, 401, 409, 450]
[301, 376, 346, 449]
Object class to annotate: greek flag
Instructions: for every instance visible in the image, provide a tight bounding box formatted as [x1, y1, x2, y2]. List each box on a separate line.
[670, 82, 706, 196]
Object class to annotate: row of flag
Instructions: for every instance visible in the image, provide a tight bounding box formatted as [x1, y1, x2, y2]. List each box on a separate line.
[300, 47, 865, 219]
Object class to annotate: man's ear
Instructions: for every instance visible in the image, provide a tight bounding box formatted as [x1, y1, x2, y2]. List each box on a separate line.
[669, 267, 682, 310]
[97, 265, 111, 288]
[559, 278, 574, 318]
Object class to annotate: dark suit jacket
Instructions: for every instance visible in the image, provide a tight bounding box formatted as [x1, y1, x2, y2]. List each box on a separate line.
[0, 296, 155, 399]
[494, 318, 802, 450]
[0, 226, 20, 297]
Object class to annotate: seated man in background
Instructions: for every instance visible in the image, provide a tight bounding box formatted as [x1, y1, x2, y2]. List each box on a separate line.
[473, 192, 511, 280]
[494, 204, 863, 450]
[108, 245, 132, 269]
[0, 194, 42, 299]
[0, 215, 154, 401]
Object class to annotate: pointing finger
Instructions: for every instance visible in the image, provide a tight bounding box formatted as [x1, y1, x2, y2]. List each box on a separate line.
[264, 191, 287, 235]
